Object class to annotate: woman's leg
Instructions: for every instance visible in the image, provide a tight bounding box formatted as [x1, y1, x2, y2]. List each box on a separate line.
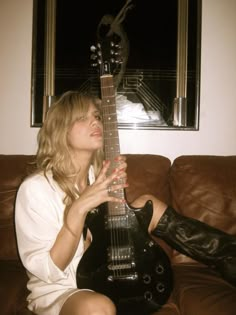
[59, 290, 116, 315]
[152, 205, 236, 286]
[132, 194, 236, 287]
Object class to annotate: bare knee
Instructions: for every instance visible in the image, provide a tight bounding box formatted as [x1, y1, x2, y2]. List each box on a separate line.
[131, 194, 155, 207]
[131, 194, 166, 211]
[60, 291, 116, 315]
[131, 194, 167, 232]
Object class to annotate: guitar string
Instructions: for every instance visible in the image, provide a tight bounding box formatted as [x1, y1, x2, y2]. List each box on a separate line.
[102, 76, 131, 277]
[101, 79, 117, 275]
[103, 79, 121, 276]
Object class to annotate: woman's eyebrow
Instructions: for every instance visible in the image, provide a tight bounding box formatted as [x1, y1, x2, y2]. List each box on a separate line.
[92, 109, 101, 115]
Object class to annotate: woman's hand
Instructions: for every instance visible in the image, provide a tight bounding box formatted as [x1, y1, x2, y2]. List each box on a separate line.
[74, 155, 128, 215]
[53, 156, 128, 269]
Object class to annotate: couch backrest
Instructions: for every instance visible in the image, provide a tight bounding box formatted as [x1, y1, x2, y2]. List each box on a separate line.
[0, 155, 35, 260]
[125, 154, 171, 204]
[170, 155, 236, 263]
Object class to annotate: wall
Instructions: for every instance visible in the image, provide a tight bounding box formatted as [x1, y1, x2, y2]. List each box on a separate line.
[0, 0, 236, 162]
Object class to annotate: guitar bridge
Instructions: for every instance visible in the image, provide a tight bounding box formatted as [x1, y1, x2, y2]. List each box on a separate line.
[107, 272, 138, 282]
[107, 255, 137, 282]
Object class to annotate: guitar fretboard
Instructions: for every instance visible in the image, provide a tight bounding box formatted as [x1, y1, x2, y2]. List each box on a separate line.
[101, 75, 120, 160]
[100, 74, 126, 215]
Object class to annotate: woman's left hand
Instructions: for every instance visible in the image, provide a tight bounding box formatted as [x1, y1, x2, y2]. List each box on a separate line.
[72, 155, 129, 216]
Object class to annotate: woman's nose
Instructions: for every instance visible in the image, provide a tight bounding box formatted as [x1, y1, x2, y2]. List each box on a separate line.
[91, 116, 99, 126]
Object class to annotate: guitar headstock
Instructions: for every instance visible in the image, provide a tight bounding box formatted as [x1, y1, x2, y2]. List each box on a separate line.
[90, 37, 122, 77]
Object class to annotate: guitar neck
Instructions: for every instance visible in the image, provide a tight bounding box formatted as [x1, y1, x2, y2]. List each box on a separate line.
[100, 74, 126, 214]
[100, 74, 120, 165]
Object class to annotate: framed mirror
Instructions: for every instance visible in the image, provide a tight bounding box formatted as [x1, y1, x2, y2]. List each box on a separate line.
[31, 0, 201, 130]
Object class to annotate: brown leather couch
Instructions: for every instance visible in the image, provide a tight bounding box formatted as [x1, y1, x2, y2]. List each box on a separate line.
[0, 154, 236, 315]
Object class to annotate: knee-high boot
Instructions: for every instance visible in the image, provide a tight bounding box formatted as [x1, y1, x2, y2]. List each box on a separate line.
[151, 206, 236, 287]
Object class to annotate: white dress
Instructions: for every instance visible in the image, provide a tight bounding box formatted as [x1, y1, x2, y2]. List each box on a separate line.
[15, 170, 94, 315]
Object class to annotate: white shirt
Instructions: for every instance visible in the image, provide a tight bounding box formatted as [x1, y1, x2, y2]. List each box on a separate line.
[15, 170, 94, 314]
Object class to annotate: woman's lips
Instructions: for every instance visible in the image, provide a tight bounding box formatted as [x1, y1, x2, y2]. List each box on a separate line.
[90, 130, 102, 137]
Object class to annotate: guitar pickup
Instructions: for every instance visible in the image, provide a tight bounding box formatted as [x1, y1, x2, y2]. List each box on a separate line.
[108, 262, 134, 271]
[107, 246, 133, 261]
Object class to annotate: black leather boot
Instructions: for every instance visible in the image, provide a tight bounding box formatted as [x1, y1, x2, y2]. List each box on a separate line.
[152, 206, 236, 287]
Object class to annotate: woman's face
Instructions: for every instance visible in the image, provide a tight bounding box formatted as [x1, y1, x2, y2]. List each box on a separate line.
[67, 103, 103, 154]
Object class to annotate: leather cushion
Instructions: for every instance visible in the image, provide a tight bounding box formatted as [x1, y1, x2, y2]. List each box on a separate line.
[170, 155, 236, 235]
[0, 155, 35, 259]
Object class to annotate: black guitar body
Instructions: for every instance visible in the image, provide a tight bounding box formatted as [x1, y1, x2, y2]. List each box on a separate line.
[76, 200, 173, 314]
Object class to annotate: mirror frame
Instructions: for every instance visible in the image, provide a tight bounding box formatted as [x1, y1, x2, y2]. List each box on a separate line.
[30, 0, 202, 130]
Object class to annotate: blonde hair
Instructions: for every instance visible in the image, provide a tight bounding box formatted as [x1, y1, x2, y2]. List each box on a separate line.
[36, 90, 104, 210]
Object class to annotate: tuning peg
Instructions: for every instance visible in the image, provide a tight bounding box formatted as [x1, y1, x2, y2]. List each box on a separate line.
[116, 60, 123, 64]
[90, 45, 97, 52]
[90, 53, 97, 60]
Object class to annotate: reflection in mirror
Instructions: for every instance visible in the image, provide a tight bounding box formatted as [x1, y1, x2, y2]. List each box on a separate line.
[31, 0, 201, 130]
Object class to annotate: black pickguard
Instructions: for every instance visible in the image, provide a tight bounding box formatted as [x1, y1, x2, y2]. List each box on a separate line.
[76, 200, 173, 315]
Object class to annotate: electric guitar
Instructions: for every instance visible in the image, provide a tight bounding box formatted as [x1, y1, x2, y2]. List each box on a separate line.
[76, 38, 173, 314]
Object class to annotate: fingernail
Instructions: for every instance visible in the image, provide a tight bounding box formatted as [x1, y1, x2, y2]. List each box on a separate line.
[119, 168, 125, 172]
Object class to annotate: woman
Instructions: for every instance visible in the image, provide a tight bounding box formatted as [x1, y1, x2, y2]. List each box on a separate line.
[15, 91, 236, 315]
